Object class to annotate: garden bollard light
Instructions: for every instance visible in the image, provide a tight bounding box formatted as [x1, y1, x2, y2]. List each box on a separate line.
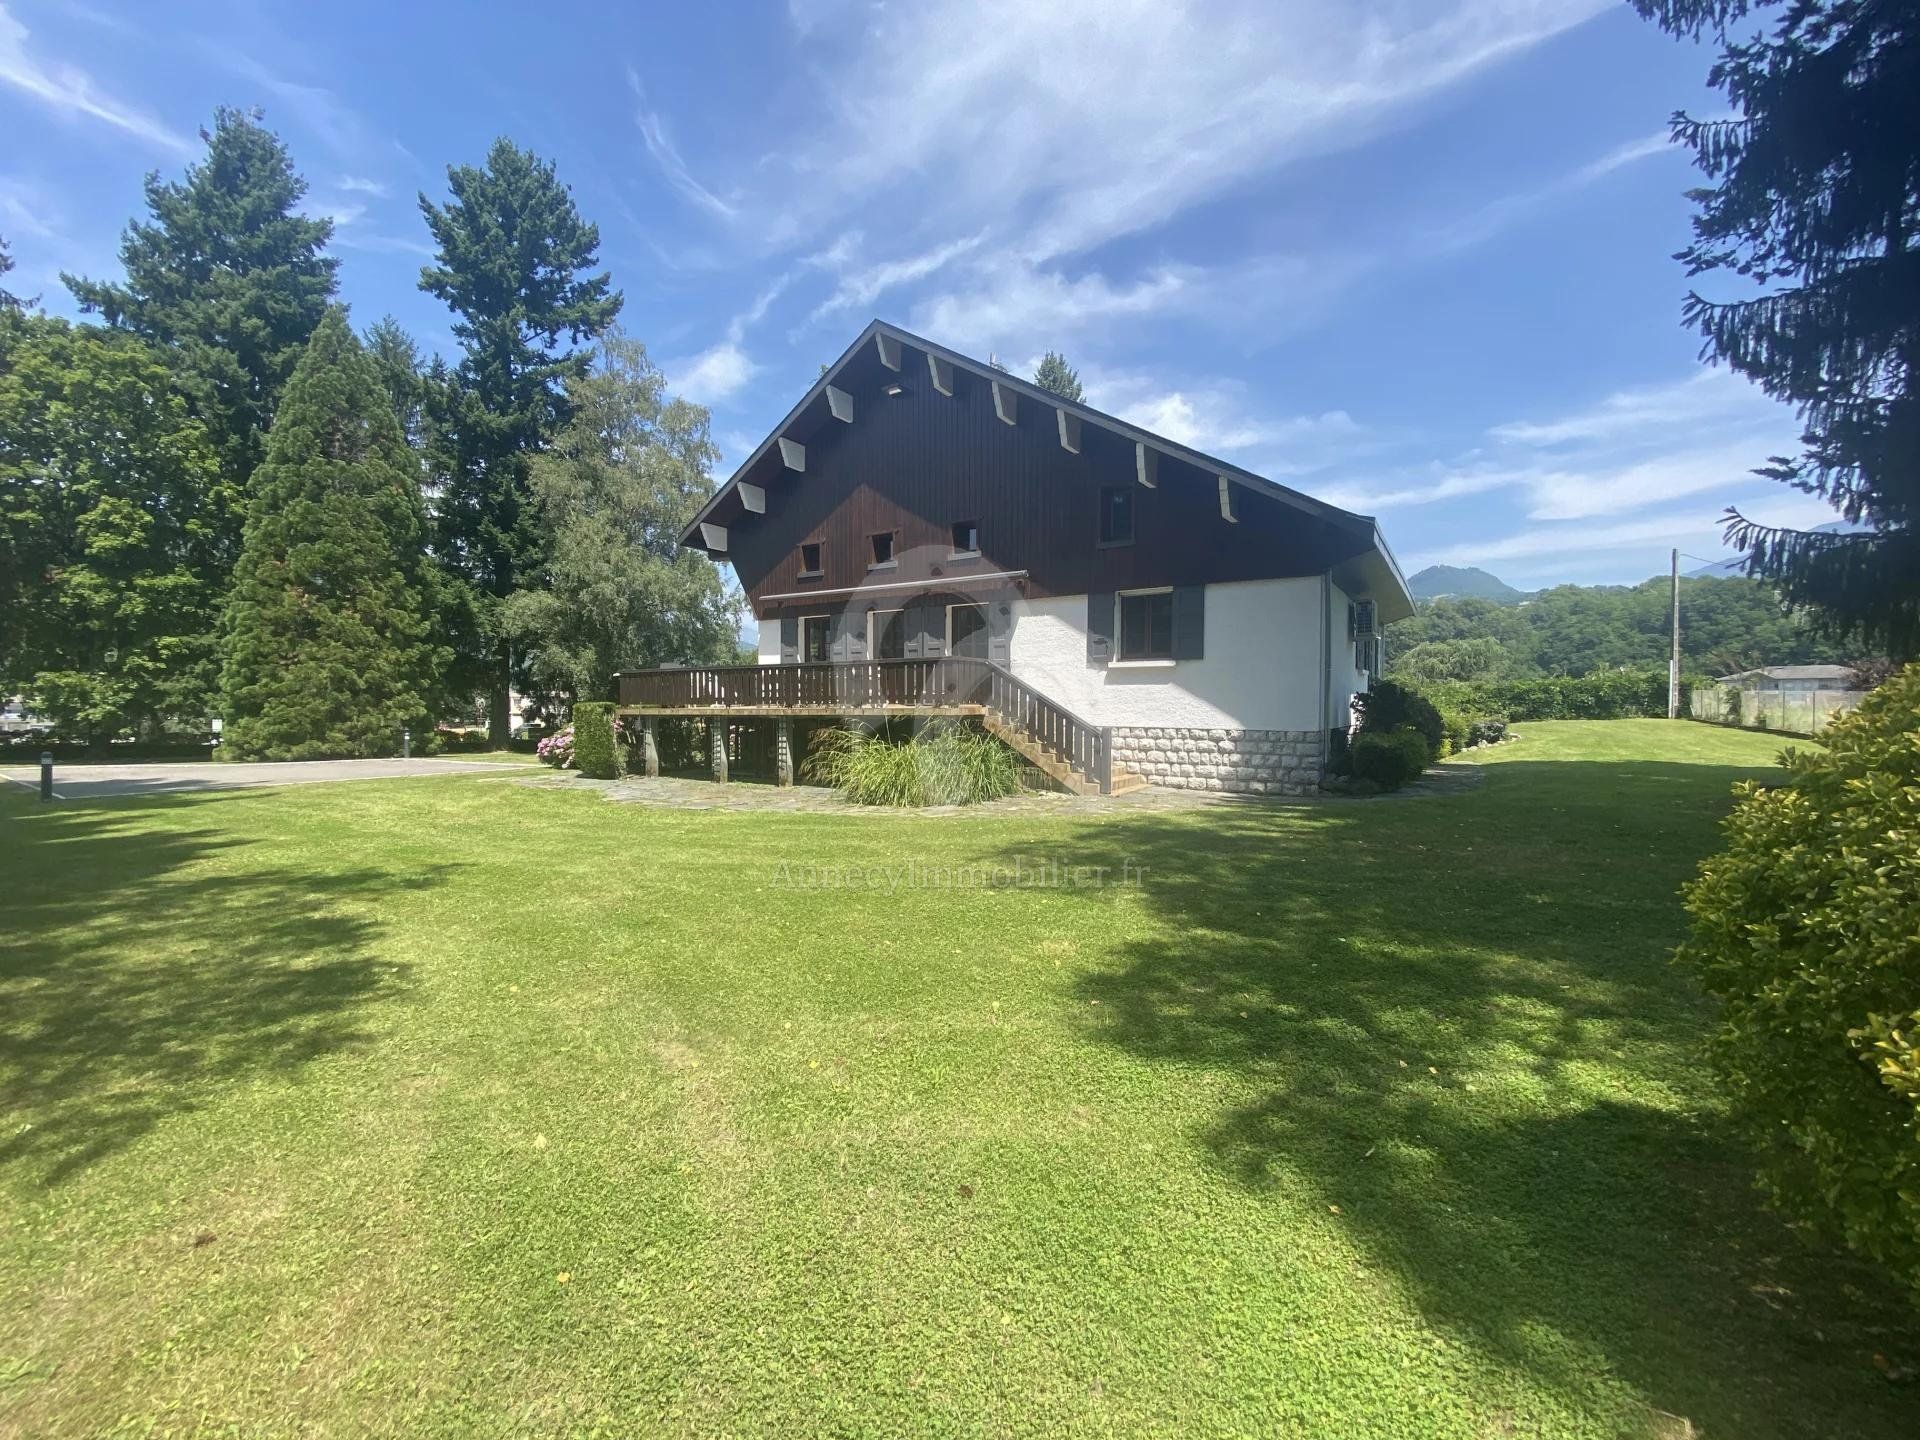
[39, 751, 53, 803]
[402, 727, 411, 760]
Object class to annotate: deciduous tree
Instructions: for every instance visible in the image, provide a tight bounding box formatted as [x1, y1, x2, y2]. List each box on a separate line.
[501, 332, 740, 703]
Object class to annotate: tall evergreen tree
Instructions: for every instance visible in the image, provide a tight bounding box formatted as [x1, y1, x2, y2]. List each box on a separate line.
[1636, 1, 1919, 656]
[0, 234, 25, 312]
[65, 108, 338, 527]
[218, 309, 445, 759]
[0, 317, 224, 744]
[418, 138, 622, 740]
[501, 332, 741, 702]
[1032, 350, 1084, 402]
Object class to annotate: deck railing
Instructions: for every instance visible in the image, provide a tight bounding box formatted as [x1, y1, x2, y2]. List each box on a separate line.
[615, 658, 1113, 793]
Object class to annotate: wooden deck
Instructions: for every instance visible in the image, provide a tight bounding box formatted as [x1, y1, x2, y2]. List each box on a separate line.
[613, 658, 1146, 796]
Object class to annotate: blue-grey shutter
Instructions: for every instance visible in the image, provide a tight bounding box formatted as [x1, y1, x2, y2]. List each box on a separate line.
[847, 603, 870, 661]
[987, 601, 1011, 666]
[920, 601, 946, 657]
[1086, 592, 1114, 664]
[779, 614, 798, 663]
[902, 601, 926, 658]
[829, 607, 853, 662]
[1172, 585, 1205, 660]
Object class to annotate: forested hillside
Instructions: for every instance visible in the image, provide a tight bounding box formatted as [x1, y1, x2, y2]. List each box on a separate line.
[1384, 574, 1846, 684]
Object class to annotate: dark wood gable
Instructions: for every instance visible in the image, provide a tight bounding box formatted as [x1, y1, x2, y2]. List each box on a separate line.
[705, 334, 1374, 614]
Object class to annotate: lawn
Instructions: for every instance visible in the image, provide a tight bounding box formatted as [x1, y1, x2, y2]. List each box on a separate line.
[1, 720, 1913, 1437]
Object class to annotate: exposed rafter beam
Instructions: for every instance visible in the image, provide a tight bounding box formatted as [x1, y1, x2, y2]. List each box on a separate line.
[778, 437, 806, 472]
[826, 385, 854, 423]
[927, 354, 953, 396]
[1056, 409, 1081, 454]
[1135, 442, 1158, 488]
[699, 522, 728, 552]
[876, 333, 902, 371]
[992, 379, 1017, 426]
[738, 481, 767, 515]
[1218, 476, 1239, 523]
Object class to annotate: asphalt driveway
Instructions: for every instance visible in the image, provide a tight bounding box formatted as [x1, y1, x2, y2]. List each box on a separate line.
[0, 757, 530, 801]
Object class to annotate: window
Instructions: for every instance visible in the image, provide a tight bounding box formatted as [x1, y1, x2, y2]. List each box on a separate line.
[948, 602, 989, 659]
[1118, 590, 1174, 661]
[869, 531, 895, 568]
[951, 520, 981, 556]
[869, 608, 906, 661]
[801, 614, 831, 663]
[798, 542, 822, 576]
[1098, 486, 1134, 545]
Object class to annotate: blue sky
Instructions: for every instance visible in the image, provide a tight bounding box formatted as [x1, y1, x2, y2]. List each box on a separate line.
[2, 0, 1831, 590]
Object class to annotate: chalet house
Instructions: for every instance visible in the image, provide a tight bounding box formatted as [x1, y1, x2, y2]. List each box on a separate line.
[616, 321, 1412, 797]
[1714, 664, 1860, 695]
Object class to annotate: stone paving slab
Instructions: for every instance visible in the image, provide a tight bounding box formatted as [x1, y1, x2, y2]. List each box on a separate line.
[1, 757, 530, 801]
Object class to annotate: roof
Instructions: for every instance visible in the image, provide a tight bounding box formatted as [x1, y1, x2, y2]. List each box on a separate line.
[1715, 664, 1859, 683]
[680, 319, 1415, 623]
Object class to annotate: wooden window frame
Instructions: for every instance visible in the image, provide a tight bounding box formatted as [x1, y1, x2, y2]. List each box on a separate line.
[868, 607, 906, 661]
[867, 531, 897, 571]
[798, 542, 823, 578]
[1097, 486, 1135, 548]
[1115, 586, 1175, 663]
[799, 613, 832, 664]
[950, 519, 981, 559]
[946, 600, 989, 659]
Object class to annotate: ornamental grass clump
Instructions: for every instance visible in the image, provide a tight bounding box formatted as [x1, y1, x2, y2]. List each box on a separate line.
[1679, 662, 1920, 1297]
[803, 722, 1021, 806]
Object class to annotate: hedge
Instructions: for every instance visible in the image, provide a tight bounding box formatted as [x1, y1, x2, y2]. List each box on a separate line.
[570, 701, 620, 779]
[1417, 666, 1698, 722]
[1348, 728, 1430, 791]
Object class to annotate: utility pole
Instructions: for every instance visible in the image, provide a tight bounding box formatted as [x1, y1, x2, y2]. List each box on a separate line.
[1668, 547, 1681, 719]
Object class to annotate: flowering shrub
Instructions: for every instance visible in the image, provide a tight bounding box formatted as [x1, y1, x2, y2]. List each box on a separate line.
[536, 725, 575, 769]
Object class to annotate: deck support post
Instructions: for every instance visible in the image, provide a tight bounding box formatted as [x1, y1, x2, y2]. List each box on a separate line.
[710, 719, 729, 784]
[641, 715, 659, 778]
[776, 718, 794, 787]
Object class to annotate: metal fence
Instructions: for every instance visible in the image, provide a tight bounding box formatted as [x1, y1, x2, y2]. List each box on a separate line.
[1689, 685, 1863, 737]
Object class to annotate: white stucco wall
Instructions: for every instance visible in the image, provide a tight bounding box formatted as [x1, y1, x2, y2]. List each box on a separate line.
[1327, 581, 1368, 732]
[1008, 577, 1329, 731]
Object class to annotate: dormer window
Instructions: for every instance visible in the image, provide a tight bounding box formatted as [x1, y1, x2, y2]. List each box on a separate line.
[798, 542, 822, 577]
[869, 531, 896, 569]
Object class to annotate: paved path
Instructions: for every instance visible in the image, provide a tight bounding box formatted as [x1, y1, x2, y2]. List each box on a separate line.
[1, 757, 530, 801]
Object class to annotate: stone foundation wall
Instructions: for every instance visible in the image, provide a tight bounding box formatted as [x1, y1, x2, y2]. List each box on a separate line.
[1112, 727, 1324, 796]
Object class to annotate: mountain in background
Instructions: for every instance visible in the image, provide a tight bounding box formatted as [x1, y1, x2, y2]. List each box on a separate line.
[1407, 565, 1527, 603]
[1685, 521, 1858, 578]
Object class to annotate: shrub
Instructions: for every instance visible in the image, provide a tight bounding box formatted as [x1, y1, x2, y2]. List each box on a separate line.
[536, 725, 574, 769]
[1355, 679, 1443, 761]
[570, 702, 619, 779]
[1347, 727, 1430, 791]
[1466, 715, 1509, 747]
[1419, 667, 1688, 723]
[803, 721, 1022, 806]
[1678, 663, 1920, 1296]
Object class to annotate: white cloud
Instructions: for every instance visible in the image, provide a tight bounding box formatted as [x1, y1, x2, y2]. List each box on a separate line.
[628, 67, 737, 221]
[671, 341, 758, 405]
[0, 3, 194, 155]
[336, 174, 389, 197]
[1489, 369, 1768, 447]
[1523, 440, 1783, 521]
[909, 258, 1193, 355]
[1081, 364, 1362, 462]
[1430, 128, 1674, 252]
[0, 174, 57, 240]
[808, 232, 987, 322]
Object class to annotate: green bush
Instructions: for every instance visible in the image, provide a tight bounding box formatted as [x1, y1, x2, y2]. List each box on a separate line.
[1356, 679, 1443, 761]
[1418, 667, 1690, 723]
[570, 701, 620, 779]
[1347, 727, 1430, 791]
[1678, 663, 1920, 1296]
[1466, 715, 1509, 747]
[803, 721, 1021, 806]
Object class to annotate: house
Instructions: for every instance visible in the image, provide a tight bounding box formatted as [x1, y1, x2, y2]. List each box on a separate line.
[1714, 664, 1860, 695]
[615, 321, 1412, 796]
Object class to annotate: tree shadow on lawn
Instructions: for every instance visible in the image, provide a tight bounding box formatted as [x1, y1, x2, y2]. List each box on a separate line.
[984, 758, 1919, 1437]
[0, 790, 447, 1188]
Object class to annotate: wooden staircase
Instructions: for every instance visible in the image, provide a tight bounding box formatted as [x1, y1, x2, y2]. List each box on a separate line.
[980, 715, 1149, 797]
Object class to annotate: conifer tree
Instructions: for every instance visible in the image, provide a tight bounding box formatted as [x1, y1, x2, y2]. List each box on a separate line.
[218, 309, 445, 759]
[1032, 350, 1084, 403]
[418, 138, 622, 740]
[1635, 1, 1918, 656]
[66, 108, 338, 524]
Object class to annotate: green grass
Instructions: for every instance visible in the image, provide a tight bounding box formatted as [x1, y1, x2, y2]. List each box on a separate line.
[1, 721, 1912, 1437]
